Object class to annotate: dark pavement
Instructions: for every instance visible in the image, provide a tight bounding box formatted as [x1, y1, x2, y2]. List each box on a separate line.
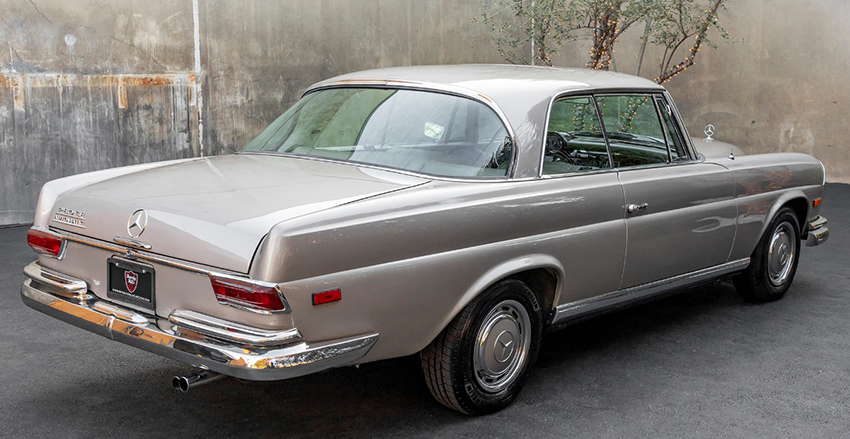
[1, 184, 848, 438]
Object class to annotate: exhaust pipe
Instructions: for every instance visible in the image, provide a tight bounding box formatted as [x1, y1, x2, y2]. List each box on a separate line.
[172, 371, 225, 393]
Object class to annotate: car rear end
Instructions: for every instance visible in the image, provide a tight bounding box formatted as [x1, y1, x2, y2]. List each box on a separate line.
[20, 155, 426, 381]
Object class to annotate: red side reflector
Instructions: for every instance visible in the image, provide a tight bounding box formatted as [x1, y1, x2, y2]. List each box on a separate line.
[27, 228, 64, 257]
[813, 198, 822, 207]
[210, 276, 286, 312]
[312, 288, 342, 306]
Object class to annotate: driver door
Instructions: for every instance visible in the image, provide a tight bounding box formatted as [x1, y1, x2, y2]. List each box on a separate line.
[593, 93, 737, 289]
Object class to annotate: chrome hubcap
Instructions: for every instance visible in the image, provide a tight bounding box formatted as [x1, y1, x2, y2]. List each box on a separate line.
[767, 221, 796, 286]
[473, 300, 531, 393]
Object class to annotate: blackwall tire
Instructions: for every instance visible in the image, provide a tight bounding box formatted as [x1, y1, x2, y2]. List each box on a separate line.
[734, 207, 801, 303]
[420, 279, 543, 415]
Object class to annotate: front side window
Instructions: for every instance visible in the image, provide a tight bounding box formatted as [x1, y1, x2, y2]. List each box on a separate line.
[542, 96, 611, 175]
[595, 94, 669, 168]
[243, 88, 512, 179]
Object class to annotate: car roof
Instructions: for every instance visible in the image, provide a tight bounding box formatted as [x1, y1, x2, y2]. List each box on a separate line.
[307, 64, 668, 179]
[309, 64, 663, 101]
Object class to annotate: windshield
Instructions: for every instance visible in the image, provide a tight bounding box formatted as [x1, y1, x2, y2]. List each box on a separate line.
[242, 88, 513, 178]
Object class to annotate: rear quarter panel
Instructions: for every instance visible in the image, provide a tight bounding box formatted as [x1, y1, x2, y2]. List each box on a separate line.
[251, 174, 627, 362]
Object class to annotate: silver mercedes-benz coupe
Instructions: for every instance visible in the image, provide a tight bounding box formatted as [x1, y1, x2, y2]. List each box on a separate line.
[22, 64, 829, 414]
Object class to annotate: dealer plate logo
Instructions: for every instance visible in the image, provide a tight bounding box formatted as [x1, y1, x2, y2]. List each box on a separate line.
[124, 271, 138, 293]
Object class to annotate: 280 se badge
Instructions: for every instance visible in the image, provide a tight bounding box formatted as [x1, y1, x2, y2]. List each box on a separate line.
[20, 65, 828, 415]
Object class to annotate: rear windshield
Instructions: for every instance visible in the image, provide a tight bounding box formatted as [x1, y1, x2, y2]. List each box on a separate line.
[242, 88, 513, 179]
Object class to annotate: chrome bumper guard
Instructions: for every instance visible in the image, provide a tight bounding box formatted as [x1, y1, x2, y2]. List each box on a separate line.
[806, 215, 829, 247]
[21, 261, 378, 381]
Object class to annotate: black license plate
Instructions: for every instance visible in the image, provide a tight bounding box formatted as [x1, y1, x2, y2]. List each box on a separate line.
[107, 257, 155, 311]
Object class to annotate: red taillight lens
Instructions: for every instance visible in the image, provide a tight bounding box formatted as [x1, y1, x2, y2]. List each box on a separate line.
[27, 228, 64, 257]
[210, 276, 286, 312]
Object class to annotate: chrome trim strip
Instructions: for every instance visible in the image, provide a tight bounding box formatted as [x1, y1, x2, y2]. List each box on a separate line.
[51, 229, 291, 314]
[551, 258, 750, 326]
[113, 236, 153, 250]
[169, 309, 301, 347]
[58, 228, 245, 277]
[21, 279, 379, 381]
[23, 261, 87, 294]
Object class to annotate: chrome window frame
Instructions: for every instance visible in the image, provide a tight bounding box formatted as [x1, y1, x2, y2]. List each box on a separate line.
[662, 91, 698, 160]
[538, 88, 683, 179]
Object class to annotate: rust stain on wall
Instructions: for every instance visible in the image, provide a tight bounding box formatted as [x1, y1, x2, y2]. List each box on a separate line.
[0, 72, 202, 225]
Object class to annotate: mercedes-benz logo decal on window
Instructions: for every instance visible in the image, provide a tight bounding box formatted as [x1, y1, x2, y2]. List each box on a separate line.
[127, 209, 148, 238]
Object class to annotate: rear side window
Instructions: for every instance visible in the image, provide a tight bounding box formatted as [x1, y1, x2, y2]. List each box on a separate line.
[595, 95, 669, 168]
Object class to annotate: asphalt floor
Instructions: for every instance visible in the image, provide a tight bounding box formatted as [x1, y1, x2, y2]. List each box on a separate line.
[1, 184, 848, 438]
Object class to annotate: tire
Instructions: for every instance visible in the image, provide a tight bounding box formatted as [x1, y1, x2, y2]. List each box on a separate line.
[420, 279, 543, 415]
[734, 207, 801, 303]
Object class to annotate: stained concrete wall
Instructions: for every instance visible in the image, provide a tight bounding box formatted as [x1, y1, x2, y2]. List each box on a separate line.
[0, 0, 202, 225]
[1, 0, 847, 225]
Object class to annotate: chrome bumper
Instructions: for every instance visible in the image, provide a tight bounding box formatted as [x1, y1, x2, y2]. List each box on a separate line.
[806, 215, 829, 247]
[21, 261, 378, 381]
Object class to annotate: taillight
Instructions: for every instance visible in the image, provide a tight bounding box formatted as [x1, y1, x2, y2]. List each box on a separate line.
[27, 228, 65, 257]
[210, 275, 286, 313]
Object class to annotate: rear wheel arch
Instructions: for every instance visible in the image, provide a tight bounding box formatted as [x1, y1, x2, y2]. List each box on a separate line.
[506, 268, 560, 324]
[447, 255, 563, 333]
[418, 256, 563, 360]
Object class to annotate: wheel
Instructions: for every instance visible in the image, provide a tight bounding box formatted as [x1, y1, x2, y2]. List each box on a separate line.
[420, 279, 543, 415]
[734, 207, 801, 302]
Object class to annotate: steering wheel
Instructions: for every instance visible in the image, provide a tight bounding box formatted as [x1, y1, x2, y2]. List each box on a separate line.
[546, 131, 576, 161]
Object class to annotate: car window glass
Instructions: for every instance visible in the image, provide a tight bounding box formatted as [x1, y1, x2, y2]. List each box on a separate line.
[656, 99, 689, 160]
[244, 88, 512, 179]
[595, 95, 669, 168]
[543, 96, 611, 175]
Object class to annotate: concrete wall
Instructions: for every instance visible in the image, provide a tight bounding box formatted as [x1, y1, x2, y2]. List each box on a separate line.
[1, 0, 847, 225]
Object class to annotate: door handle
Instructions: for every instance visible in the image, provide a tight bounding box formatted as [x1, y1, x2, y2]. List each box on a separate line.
[627, 203, 649, 213]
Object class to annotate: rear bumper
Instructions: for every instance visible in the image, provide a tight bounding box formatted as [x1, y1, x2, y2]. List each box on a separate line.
[806, 215, 829, 247]
[21, 261, 378, 381]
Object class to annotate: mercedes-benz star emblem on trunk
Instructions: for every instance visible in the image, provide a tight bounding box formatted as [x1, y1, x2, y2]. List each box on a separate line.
[127, 209, 148, 238]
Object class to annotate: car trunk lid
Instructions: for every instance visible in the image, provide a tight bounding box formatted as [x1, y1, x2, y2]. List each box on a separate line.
[50, 154, 428, 273]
